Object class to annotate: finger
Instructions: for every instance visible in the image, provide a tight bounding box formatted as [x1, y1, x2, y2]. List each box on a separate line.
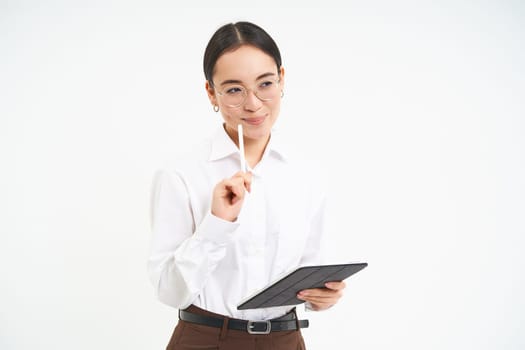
[298, 287, 344, 299]
[298, 290, 341, 300]
[297, 291, 342, 304]
[298, 293, 341, 303]
[298, 282, 345, 295]
[297, 295, 331, 304]
[325, 281, 346, 291]
[232, 171, 252, 192]
[244, 172, 252, 192]
[224, 179, 247, 204]
[299, 294, 336, 303]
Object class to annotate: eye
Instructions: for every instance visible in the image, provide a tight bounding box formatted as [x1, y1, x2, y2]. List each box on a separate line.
[259, 80, 274, 89]
[224, 86, 244, 95]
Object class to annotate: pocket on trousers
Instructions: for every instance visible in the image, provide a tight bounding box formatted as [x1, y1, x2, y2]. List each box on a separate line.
[174, 322, 220, 350]
[166, 322, 185, 350]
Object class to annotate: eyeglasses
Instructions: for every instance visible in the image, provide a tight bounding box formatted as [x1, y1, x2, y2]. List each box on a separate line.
[214, 78, 281, 108]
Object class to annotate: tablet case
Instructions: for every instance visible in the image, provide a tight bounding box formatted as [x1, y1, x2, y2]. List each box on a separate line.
[237, 262, 368, 310]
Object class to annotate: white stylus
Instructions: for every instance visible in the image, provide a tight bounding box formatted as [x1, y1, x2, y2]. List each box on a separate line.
[238, 124, 247, 172]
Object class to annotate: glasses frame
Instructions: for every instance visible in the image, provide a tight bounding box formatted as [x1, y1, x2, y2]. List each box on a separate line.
[213, 78, 281, 108]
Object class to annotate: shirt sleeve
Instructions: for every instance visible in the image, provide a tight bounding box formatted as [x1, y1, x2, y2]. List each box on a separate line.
[147, 169, 239, 309]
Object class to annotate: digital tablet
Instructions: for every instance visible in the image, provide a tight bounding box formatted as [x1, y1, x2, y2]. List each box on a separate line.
[237, 262, 368, 310]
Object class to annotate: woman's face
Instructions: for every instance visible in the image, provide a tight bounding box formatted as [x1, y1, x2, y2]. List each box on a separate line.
[206, 45, 285, 143]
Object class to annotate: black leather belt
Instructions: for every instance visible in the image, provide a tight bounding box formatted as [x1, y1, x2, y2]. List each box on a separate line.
[179, 309, 309, 334]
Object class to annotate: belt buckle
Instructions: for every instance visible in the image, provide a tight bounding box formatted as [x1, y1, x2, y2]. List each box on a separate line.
[247, 320, 272, 334]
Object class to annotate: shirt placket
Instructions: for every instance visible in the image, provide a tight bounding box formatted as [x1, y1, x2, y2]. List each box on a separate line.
[242, 174, 268, 320]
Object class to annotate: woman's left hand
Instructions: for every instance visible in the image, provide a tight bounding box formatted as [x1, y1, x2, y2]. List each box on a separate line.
[296, 281, 346, 311]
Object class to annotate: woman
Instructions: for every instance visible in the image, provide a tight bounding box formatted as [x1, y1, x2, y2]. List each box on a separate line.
[148, 21, 345, 350]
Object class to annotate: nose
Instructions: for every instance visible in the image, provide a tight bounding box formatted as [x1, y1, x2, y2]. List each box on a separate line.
[243, 89, 263, 111]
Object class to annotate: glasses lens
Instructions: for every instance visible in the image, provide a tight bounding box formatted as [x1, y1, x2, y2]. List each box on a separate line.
[220, 85, 245, 107]
[219, 79, 279, 107]
[256, 79, 279, 101]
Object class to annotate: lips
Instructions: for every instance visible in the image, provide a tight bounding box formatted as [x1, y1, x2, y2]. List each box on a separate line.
[242, 116, 266, 126]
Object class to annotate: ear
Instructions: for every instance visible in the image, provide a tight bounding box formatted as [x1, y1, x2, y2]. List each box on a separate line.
[205, 80, 218, 107]
[278, 66, 285, 93]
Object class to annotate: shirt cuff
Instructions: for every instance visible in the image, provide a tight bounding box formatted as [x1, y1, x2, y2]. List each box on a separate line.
[304, 301, 333, 312]
[194, 212, 240, 245]
[304, 302, 315, 312]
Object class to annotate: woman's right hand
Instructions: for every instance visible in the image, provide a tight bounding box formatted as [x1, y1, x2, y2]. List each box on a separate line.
[211, 171, 252, 222]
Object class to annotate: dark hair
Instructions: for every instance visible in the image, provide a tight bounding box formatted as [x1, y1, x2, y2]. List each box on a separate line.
[203, 21, 282, 84]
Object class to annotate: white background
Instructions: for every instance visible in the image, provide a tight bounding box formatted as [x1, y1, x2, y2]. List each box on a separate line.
[1, 1, 524, 349]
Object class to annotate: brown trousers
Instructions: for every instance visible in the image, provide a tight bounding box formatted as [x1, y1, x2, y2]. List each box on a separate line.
[166, 305, 307, 350]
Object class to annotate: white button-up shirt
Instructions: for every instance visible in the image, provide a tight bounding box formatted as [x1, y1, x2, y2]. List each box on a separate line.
[148, 125, 326, 321]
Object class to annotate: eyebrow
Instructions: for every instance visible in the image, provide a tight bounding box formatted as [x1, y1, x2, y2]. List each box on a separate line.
[219, 72, 276, 86]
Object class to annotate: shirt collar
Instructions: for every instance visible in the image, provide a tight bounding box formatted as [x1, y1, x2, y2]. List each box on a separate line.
[209, 124, 289, 163]
[209, 125, 239, 162]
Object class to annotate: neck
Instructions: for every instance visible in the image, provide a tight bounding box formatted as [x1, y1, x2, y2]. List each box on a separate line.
[244, 134, 270, 168]
[224, 124, 270, 169]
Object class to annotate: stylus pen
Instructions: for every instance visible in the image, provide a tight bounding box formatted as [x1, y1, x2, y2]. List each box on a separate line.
[238, 124, 247, 172]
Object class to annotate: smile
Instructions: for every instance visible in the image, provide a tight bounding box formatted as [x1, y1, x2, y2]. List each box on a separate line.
[242, 116, 266, 126]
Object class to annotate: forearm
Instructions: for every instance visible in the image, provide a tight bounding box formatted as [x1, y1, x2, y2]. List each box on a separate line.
[148, 212, 238, 309]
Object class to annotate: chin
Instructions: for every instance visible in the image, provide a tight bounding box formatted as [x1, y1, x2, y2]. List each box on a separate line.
[246, 125, 272, 140]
